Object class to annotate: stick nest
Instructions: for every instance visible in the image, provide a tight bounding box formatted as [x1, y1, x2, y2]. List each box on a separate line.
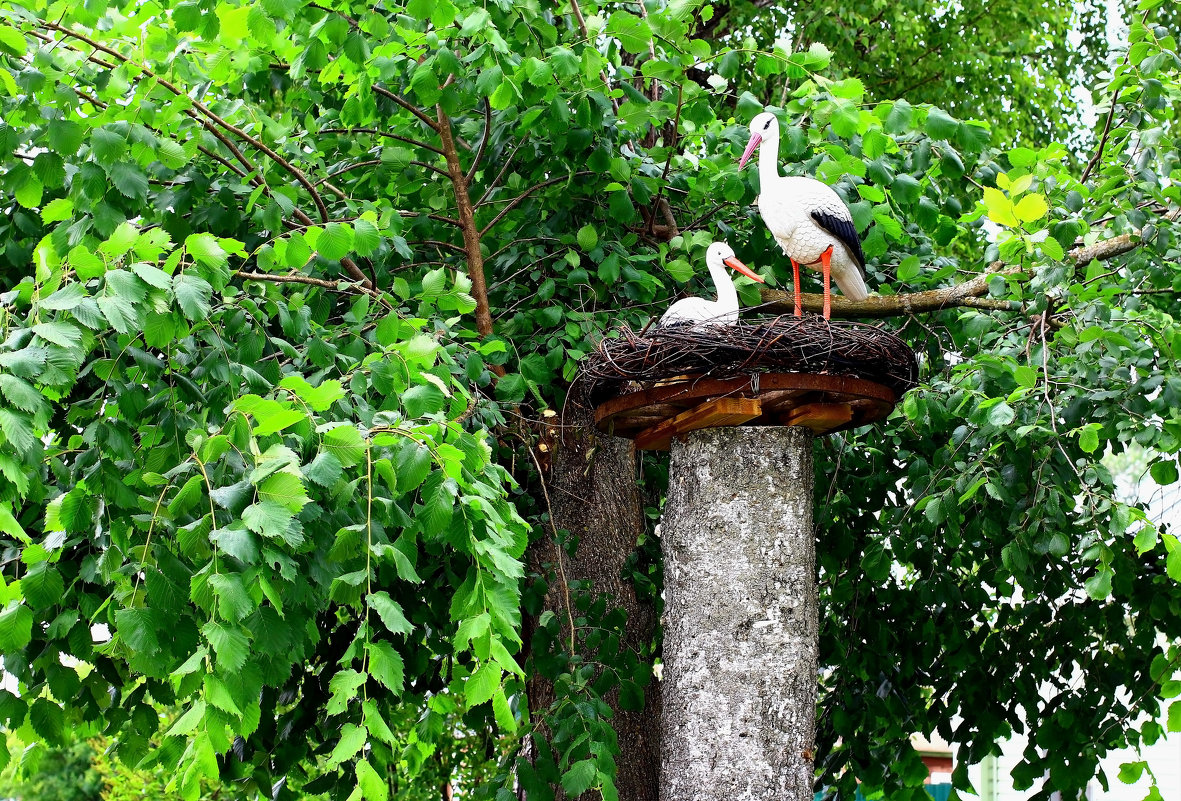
[578, 316, 918, 404]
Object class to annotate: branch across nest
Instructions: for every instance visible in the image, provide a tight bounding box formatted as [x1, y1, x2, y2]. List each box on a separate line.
[579, 316, 919, 403]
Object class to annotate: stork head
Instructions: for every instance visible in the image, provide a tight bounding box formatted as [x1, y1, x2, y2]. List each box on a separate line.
[707, 241, 765, 283]
[739, 111, 779, 169]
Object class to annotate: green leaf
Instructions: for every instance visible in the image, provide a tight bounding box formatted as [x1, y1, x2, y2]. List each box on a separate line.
[1078, 425, 1100, 454]
[1150, 460, 1178, 486]
[925, 108, 960, 139]
[258, 472, 309, 513]
[1014, 194, 1049, 223]
[328, 722, 366, 766]
[0, 603, 33, 651]
[367, 591, 413, 636]
[185, 233, 229, 270]
[91, 129, 128, 164]
[305, 451, 343, 487]
[21, 565, 63, 609]
[1169, 699, 1181, 732]
[209, 572, 255, 621]
[0, 410, 36, 455]
[324, 425, 366, 468]
[1084, 569, 1112, 600]
[577, 225, 598, 252]
[32, 321, 82, 348]
[492, 686, 517, 733]
[356, 760, 388, 801]
[174, 274, 213, 320]
[465, 663, 500, 707]
[0, 375, 45, 415]
[327, 669, 366, 716]
[562, 760, 599, 797]
[0, 25, 27, 57]
[1117, 761, 1146, 784]
[115, 608, 160, 654]
[211, 526, 260, 564]
[41, 197, 74, 223]
[366, 641, 405, 694]
[203, 621, 250, 672]
[30, 699, 64, 745]
[987, 402, 1015, 427]
[318, 223, 354, 260]
[605, 11, 651, 54]
[403, 383, 445, 418]
[110, 162, 149, 200]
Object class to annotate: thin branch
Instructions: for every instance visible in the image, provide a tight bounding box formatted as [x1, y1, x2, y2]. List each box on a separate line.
[568, 0, 620, 114]
[1080, 10, 1148, 184]
[475, 136, 528, 207]
[465, 98, 492, 186]
[316, 158, 446, 184]
[309, 2, 359, 28]
[408, 239, 467, 255]
[398, 210, 464, 228]
[319, 127, 444, 155]
[373, 85, 440, 132]
[479, 172, 593, 236]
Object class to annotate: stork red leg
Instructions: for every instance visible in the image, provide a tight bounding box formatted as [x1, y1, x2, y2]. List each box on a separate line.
[790, 258, 802, 318]
[820, 246, 833, 320]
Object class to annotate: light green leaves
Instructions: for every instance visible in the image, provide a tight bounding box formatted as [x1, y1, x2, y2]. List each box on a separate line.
[464, 662, 501, 707]
[367, 591, 413, 636]
[174, 274, 213, 320]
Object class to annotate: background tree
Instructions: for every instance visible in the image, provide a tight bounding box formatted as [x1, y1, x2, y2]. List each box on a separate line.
[0, 1, 1180, 801]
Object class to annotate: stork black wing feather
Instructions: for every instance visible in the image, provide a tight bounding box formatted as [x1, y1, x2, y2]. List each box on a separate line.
[811, 209, 867, 277]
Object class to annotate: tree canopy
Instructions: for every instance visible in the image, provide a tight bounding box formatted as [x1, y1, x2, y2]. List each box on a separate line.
[1, 1, 1180, 800]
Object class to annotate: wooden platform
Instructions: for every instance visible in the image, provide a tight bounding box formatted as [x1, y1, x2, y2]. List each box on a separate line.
[593, 372, 898, 450]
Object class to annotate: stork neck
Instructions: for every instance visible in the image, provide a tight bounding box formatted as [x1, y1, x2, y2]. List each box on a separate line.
[708, 260, 738, 313]
[758, 131, 781, 189]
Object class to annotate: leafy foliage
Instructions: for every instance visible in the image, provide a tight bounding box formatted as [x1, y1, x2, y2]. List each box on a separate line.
[0, 0, 1180, 800]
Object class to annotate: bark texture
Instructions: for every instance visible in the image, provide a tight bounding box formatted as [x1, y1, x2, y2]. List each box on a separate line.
[528, 402, 660, 801]
[660, 426, 817, 801]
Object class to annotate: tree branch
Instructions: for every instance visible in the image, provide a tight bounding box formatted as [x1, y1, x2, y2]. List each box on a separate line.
[235, 271, 379, 297]
[319, 127, 444, 156]
[465, 98, 492, 186]
[437, 105, 496, 343]
[373, 85, 440, 132]
[568, 0, 620, 114]
[479, 172, 593, 236]
[760, 229, 1155, 319]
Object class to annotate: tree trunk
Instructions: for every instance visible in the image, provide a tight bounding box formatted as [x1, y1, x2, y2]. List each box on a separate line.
[527, 403, 660, 801]
[660, 426, 817, 801]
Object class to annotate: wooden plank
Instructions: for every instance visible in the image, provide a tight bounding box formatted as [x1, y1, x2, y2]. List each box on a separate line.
[635, 397, 762, 451]
[594, 372, 895, 428]
[778, 402, 854, 433]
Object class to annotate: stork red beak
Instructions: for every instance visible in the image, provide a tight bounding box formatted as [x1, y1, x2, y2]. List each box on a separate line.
[738, 132, 762, 169]
[724, 256, 765, 283]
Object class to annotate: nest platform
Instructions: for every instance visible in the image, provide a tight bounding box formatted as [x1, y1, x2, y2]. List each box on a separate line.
[578, 316, 918, 450]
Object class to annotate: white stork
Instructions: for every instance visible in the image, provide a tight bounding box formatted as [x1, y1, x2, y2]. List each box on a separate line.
[659, 241, 765, 328]
[739, 111, 868, 319]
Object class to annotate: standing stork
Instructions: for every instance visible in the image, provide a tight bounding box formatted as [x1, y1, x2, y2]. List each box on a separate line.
[739, 111, 868, 319]
[659, 241, 765, 328]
